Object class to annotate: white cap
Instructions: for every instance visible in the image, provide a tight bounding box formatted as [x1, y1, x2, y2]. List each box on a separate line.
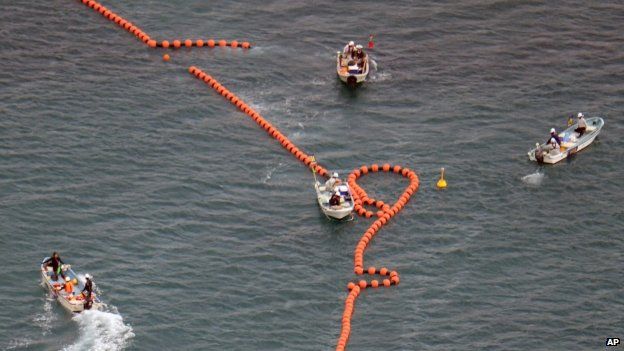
[535, 142, 540, 147]
[65, 276, 71, 281]
[85, 274, 92, 280]
[577, 112, 583, 118]
[356, 44, 363, 49]
[550, 128, 555, 133]
[332, 172, 339, 178]
[348, 41, 354, 46]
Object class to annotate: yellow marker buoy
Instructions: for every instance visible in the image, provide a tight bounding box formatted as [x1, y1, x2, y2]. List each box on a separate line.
[436, 167, 447, 189]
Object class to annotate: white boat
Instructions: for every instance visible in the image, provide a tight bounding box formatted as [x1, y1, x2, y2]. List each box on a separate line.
[528, 117, 604, 164]
[314, 181, 354, 219]
[40, 257, 103, 313]
[336, 51, 369, 87]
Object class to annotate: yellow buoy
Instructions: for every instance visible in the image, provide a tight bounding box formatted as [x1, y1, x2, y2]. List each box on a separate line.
[436, 167, 447, 189]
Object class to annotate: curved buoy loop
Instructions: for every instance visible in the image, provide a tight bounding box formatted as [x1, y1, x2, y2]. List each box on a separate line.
[75, 0, 251, 49]
[338, 163, 419, 350]
[74, 0, 417, 343]
[188, 66, 328, 176]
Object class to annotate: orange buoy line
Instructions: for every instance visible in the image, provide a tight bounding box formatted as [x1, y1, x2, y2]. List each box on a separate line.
[188, 66, 420, 350]
[188, 66, 329, 177]
[336, 164, 419, 351]
[76, 0, 251, 49]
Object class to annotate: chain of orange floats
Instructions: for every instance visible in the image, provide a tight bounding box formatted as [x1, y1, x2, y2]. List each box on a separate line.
[76, 1, 419, 349]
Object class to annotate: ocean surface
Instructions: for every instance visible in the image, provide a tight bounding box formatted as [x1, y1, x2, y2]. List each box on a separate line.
[1, 1, 623, 350]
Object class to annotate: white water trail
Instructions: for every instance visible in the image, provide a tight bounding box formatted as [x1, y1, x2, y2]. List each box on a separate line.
[62, 309, 134, 351]
[370, 58, 378, 71]
[521, 171, 544, 186]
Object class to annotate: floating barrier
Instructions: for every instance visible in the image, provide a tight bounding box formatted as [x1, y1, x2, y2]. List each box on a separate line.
[336, 164, 419, 350]
[188, 66, 328, 177]
[75, 0, 251, 49]
[72, 0, 419, 347]
[188, 66, 420, 350]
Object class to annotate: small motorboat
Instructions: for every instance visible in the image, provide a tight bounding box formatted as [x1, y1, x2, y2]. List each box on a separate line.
[528, 117, 604, 164]
[336, 51, 369, 87]
[314, 181, 354, 220]
[40, 257, 103, 313]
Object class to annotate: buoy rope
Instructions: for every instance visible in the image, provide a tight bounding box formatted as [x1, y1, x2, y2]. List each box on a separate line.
[187, 67, 420, 350]
[76, 0, 251, 49]
[73, 1, 420, 349]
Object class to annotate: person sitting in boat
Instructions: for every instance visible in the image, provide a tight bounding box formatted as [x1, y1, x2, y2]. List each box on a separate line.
[546, 128, 562, 147]
[82, 274, 95, 309]
[343, 41, 356, 58]
[567, 114, 574, 127]
[325, 172, 341, 191]
[354, 45, 366, 63]
[574, 112, 587, 137]
[547, 137, 560, 154]
[63, 276, 74, 295]
[347, 60, 360, 74]
[42, 252, 66, 282]
[329, 191, 342, 207]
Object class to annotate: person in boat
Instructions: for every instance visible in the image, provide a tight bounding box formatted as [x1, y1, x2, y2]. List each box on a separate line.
[81, 274, 94, 309]
[42, 252, 66, 282]
[546, 128, 562, 147]
[354, 45, 367, 68]
[329, 191, 342, 207]
[347, 60, 360, 74]
[324, 172, 341, 191]
[342, 41, 356, 58]
[547, 137, 560, 153]
[534, 143, 544, 163]
[63, 276, 74, 295]
[574, 112, 587, 137]
[567, 114, 574, 127]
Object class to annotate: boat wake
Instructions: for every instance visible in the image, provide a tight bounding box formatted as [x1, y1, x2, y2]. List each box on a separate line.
[62, 309, 134, 351]
[521, 171, 544, 186]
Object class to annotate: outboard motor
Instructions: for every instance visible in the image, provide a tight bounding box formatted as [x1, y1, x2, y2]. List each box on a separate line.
[346, 76, 357, 87]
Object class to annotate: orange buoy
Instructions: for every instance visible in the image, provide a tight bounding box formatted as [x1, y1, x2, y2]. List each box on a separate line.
[173, 40, 181, 48]
[162, 40, 170, 48]
[184, 39, 192, 47]
[163, 54, 170, 61]
[218, 39, 227, 47]
[242, 42, 250, 49]
[208, 39, 215, 47]
[231, 40, 238, 48]
[196, 39, 204, 47]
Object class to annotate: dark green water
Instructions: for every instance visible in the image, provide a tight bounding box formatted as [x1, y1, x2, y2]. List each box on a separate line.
[1, 1, 623, 350]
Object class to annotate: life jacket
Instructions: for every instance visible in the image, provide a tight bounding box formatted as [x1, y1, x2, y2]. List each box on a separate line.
[64, 282, 73, 294]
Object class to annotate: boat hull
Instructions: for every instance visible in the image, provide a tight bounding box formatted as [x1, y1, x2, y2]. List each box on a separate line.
[336, 52, 369, 85]
[315, 182, 354, 220]
[40, 258, 103, 313]
[528, 117, 604, 164]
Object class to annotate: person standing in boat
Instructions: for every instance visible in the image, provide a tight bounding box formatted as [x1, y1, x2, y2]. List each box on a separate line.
[82, 274, 95, 310]
[325, 172, 341, 191]
[574, 112, 587, 137]
[42, 252, 66, 282]
[546, 128, 562, 147]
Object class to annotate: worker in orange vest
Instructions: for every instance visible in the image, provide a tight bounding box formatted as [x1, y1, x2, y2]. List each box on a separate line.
[64, 276, 74, 295]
